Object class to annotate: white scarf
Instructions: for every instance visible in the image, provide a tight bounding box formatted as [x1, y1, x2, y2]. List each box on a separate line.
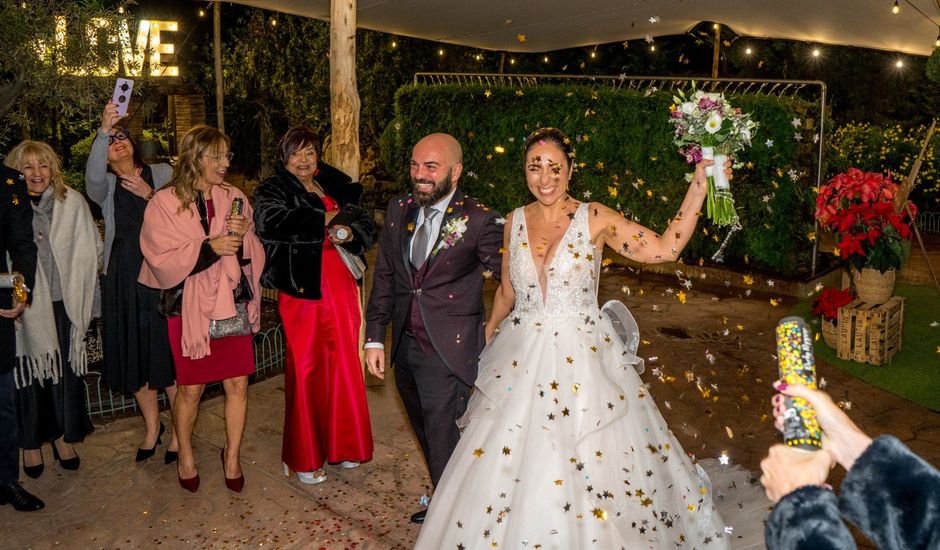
[14, 189, 101, 389]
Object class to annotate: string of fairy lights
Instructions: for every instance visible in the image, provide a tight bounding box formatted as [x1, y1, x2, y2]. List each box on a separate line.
[382, 2, 937, 73]
[191, 1, 937, 72]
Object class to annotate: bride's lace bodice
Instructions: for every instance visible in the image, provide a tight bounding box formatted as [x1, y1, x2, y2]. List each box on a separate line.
[508, 203, 601, 321]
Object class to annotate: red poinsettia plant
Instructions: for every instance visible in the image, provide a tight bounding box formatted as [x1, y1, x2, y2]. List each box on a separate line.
[811, 287, 855, 323]
[815, 168, 918, 273]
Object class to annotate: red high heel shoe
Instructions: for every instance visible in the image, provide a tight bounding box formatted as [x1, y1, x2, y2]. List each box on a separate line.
[221, 447, 244, 493]
[177, 463, 200, 493]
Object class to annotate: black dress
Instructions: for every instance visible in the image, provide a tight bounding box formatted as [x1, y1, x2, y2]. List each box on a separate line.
[100, 166, 175, 394]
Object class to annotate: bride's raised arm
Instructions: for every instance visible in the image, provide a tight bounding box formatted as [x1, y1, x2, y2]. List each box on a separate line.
[484, 211, 516, 343]
[589, 159, 729, 264]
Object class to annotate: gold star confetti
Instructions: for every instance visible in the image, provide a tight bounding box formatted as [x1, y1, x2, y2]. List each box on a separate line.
[473, 448, 485, 457]
[554, 479, 564, 486]
[688, 504, 696, 512]
[592, 508, 608, 520]
[743, 274, 754, 285]
[770, 298, 779, 307]
[502, 446, 511, 455]
[566, 356, 574, 364]
[517, 33, 526, 43]
[484, 89, 492, 98]
[677, 291, 687, 304]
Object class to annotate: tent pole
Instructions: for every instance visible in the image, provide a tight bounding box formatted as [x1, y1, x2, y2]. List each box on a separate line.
[213, 2, 224, 132]
[330, 0, 361, 180]
[711, 23, 720, 78]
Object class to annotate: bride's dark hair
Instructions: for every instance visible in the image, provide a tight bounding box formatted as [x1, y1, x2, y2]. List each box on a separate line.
[523, 127, 576, 166]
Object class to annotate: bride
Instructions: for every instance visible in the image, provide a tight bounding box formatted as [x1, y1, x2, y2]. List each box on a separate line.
[414, 128, 733, 549]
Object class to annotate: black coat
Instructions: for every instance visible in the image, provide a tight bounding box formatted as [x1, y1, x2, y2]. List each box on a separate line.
[765, 435, 940, 549]
[0, 166, 37, 374]
[253, 161, 376, 299]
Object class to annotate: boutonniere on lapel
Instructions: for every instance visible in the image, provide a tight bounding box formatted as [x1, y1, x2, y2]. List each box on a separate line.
[432, 215, 470, 255]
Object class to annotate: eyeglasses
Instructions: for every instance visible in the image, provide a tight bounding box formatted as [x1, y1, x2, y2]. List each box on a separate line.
[203, 151, 235, 162]
[108, 129, 130, 145]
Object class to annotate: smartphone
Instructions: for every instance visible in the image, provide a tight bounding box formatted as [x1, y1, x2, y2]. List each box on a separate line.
[112, 78, 135, 117]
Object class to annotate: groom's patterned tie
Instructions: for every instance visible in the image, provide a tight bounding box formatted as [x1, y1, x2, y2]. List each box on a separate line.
[410, 207, 439, 268]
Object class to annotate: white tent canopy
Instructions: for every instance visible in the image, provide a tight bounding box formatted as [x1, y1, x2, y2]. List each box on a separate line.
[224, 0, 939, 57]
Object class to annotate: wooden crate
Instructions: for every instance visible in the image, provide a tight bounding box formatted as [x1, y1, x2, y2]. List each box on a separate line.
[836, 297, 904, 365]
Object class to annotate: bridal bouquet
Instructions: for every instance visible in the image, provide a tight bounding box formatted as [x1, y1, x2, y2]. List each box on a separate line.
[670, 87, 757, 226]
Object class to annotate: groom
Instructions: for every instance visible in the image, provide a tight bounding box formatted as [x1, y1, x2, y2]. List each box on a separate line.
[365, 133, 503, 523]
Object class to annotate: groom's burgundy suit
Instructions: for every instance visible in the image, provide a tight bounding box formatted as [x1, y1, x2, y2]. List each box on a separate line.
[365, 189, 502, 486]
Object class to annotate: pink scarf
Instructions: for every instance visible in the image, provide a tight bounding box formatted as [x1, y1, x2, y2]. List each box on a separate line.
[139, 183, 265, 359]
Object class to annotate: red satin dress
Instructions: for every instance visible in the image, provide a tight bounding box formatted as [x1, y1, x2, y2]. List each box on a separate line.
[279, 195, 373, 471]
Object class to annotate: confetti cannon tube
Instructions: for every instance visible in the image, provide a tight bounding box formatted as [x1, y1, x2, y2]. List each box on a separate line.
[775, 316, 822, 450]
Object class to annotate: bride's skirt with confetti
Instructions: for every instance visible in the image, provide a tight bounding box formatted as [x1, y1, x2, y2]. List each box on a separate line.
[415, 310, 739, 550]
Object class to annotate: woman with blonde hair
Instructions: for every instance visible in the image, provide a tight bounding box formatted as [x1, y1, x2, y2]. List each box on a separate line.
[139, 125, 264, 493]
[4, 140, 100, 478]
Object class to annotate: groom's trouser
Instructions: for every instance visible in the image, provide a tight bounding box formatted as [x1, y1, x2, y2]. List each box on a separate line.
[395, 332, 471, 487]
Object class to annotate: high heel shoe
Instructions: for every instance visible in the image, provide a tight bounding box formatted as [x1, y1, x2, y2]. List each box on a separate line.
[177, 465, 200, 493]
[22, 449, 44, 479]
[164, 449, 178, 465]
[221, 447, 244, 493]
[282, 463, 327, 485]
[51, 442, 80, 471]
[135, 422, 165, 462]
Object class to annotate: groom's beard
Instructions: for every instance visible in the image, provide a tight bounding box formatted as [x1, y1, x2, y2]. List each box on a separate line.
[412, 168, 455, 207]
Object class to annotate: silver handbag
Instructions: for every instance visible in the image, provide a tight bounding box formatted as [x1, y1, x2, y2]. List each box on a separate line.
[335, 246, 366, 281]
[208, 302, 252, 339]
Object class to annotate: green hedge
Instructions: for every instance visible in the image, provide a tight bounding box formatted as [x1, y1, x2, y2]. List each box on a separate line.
[827, 122, 939, 208]
[382, 84, 819, 277]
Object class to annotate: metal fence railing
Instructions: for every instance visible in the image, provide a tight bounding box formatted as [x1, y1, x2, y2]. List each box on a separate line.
[84, 322, 285, 419]
[917, 211, 940, 233]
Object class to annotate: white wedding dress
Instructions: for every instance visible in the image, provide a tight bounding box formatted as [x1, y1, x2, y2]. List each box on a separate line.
[415, 204, 734, 549]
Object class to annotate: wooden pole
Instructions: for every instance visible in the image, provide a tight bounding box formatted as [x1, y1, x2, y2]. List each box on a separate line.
[711, 23, 721, 79]
[330, 0, 361, 180]
[897, 119, 940, 292]
[213, 2, 224, 132]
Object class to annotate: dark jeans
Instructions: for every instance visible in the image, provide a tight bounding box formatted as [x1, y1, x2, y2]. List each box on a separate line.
[0, 370, 18, 485]
[394, 332, 472, 487]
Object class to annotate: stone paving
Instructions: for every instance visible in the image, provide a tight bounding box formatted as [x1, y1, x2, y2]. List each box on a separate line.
[2, 259, 938, 549]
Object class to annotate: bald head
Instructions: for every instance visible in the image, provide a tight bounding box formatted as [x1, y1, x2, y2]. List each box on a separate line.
[410, 133, 463, 206]
[413, 133, 463, 165]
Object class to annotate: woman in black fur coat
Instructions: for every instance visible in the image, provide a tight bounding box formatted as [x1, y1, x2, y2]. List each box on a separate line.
[253, 128, 376, 485]
[761, 382, 940, 549]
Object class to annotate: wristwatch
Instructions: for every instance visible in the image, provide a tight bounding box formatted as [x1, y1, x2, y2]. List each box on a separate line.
[333, 227, 350, 241]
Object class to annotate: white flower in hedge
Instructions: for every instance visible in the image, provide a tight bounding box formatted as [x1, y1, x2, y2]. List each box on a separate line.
[680, 101, 696, 115]
[705, 113, 723, 134]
